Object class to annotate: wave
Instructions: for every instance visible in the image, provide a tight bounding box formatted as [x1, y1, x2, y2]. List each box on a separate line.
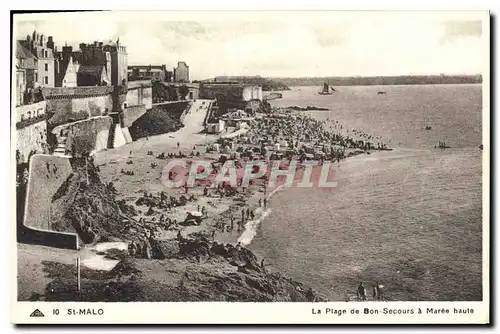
[237, 184, 285, 246]
[237, 208, 272, 246]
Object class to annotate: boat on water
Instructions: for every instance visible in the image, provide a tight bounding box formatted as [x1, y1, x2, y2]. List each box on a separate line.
[318, 82, 334, 95]
[435, 141, 450, 149]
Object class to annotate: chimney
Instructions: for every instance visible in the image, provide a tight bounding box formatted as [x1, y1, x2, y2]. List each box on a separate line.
[62, 45, 73, 61]
[47, 36, 54, 50]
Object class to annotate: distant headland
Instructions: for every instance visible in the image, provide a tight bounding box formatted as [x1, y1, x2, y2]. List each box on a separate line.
[200, 76, 291, 91]
[269, 74, 482, 87]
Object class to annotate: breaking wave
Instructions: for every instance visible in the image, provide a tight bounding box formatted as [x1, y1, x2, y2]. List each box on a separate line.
[237, 185, 284, 246]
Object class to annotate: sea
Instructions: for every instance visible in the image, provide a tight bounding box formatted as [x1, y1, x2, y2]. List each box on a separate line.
[248, 84, 484, 301]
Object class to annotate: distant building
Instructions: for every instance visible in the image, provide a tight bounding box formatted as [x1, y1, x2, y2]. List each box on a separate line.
[128, 65, 167, 82]
[199, 83, 262, 102]
[18, 31, 56, 89]
[15, 41, 38, 106]
[173, 61, 189, 83]
[165, 70, 173, 83]
[152, 82, 199, 103]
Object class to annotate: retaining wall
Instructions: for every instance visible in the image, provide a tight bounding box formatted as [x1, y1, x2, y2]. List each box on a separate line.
[16, 120, 48, 163]
[45, 86, 114, 127]
[122, 104, 147, 127]
[126, 83, 153, 110]
[20, 154, 79, 250]
[52, 116, 113, 156]
[15, 101, 47, 123]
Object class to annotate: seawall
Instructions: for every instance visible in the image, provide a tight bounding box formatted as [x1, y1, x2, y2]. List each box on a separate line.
[52, 116, 113, 156]
[16, 120, 48, 163]
[127, 81, 152, 110]
[44, 86, 114, 127]
[128, 101, 188, 141]
[20, 154, 79, 249]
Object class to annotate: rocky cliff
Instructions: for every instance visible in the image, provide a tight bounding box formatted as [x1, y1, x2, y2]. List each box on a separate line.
[43, 159, 324, 302]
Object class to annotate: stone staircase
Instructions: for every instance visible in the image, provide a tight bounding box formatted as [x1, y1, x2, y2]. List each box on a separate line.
[53, 136, 68, 157]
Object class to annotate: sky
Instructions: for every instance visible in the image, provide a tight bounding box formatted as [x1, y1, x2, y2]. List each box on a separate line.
[14, 12, 485, 80]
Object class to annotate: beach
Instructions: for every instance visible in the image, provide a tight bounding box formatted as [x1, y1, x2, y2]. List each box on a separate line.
[21, 83, 482, 303]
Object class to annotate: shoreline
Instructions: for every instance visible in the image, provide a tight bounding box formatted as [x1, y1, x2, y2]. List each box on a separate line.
[94, 103, 394, 250]
[19, 101, 396, 302]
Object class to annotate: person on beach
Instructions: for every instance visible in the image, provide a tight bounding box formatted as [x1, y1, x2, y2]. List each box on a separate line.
[261, 258, 265, 269]
[250, 210, 255, 220]
[263, 198, 267, 209]
[241, 209, 245, 220]
[376, 282, 384, 301]
[246, 208, 250, 219]
[202, 206, 207, 217]
[258, 199, 262, 207]
[357, 282, 367, 301]
[197, 205, 200, 212]
[230, 216, 234, 230]
[177, 142, 180, 149]
[372, 283, 379, 301]
[211, 230, 215, 241]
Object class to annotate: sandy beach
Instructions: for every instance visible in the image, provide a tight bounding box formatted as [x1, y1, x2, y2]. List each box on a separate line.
[93, 99, 271, 247]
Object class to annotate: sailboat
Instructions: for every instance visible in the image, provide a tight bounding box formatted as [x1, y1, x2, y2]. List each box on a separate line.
[318, 82, 334, 95]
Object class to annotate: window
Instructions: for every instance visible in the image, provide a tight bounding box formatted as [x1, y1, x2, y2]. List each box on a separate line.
[44, 64, 48, 71]
[44, 76, 48, 85]
[44, 50, 48, 58]
[35, 73, 38, 82]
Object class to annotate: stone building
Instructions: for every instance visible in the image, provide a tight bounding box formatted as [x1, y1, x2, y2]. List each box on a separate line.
[55, 39, 127, 87]
[128, 65, 167, 82]
[15, 41, 38, 106]
[18, 31, 56, 89]
[199, 83, 262, 102]
[173, 61, 189, 83]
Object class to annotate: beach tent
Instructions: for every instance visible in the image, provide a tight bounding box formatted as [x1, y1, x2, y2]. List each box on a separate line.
[184, 211, 203, 225]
